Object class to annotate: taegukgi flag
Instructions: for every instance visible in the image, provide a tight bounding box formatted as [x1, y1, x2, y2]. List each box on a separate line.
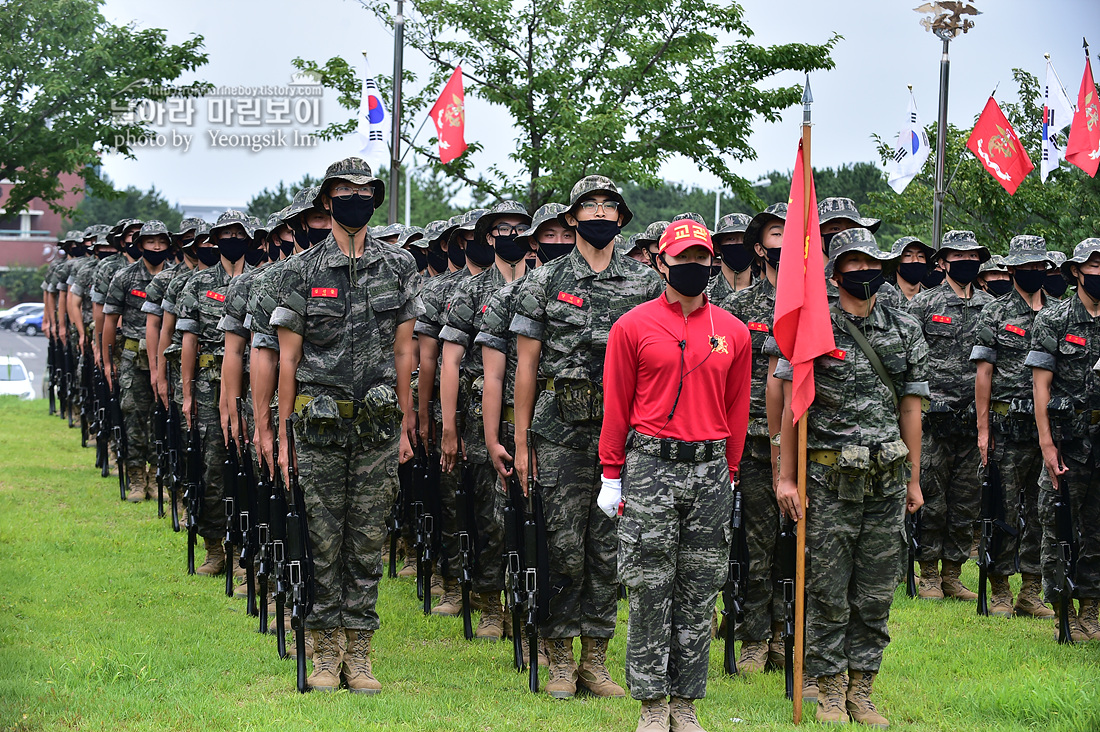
[1041, 56, 1075, 183]
[887, 90, 931, 194]
[356, 53, 388, 166]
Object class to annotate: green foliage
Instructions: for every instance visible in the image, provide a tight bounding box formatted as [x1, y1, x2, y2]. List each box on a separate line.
[0, 264, 48, 303]
[864, 69, 1100, 254]
[65, 179, 182, 232]
[0, 0, 209, 215]
[294, 0, 837, 211]
[246, 175, 323, 219]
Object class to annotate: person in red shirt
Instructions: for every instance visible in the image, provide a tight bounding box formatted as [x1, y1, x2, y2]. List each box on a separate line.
[600, 220, 751, 732]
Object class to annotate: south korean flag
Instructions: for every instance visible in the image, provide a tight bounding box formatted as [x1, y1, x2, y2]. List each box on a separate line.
[356, 52, 389, 167]
[887, 91, 931, 195]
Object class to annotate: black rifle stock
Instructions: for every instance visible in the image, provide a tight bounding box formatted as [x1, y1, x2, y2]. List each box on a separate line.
[153, 399, 167, 518]
[47, 334, 56, 415]
[235, 399, 259, 618]
[722, 479, 747, 675]
[778, 517, 797, 700]
[271, 453, 290, 659]
[223, 420, 241, 598]
[184, 383, 204, 575]
[524, 429, 540, 693]
[389, 459, 410, 579]
[905, 509, 921, 599]
[1052, 426, 1078, 645]
[456, 460, 476, 641]
[108, 346, 127, 500]
[504, 474, 527, 673]
[285, 419, 312, 692]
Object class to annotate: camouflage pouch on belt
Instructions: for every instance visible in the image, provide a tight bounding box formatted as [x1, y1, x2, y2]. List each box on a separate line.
[356, 384, 402, 444]
[828, 444, 871, 502]
[555, 378, 603, 424]
[297, 394, 344, 447]
[874, 439, 911, 496]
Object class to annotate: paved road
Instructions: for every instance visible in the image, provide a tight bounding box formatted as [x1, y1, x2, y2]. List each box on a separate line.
[0, 327, 48, 398]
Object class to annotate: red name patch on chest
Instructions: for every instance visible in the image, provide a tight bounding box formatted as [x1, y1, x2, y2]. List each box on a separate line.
[747, 321, 769, 333]
[557, 291, 584, 307]
[1004, 324, 1026, 337]
[130, 289, 147, 299]
[205, 290, 226, 302]
[931, 314, 952, 324]
[481, 304, 489, 314]
[1066, 334, 1086, 346]
[311, 287, 338, 298]
[828, 349, 847, 360]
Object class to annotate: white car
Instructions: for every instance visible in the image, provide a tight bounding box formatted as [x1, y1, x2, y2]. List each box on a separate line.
[0, 356, 36, 400]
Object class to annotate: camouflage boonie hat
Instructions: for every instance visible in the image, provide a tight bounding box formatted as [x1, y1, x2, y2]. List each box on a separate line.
[744, 203, 788, 247]
[192, 221, 212, 245]
[373, 223, 405, 241]
[422, 219, 450, 245]
[825, 227, 897, 278]
[109, 218, 143, 247]
[715, 213, 753, 236]
[210, 209, 257, 240]
[248, 215, 268, 239]
[671, 212, 710, 233]
[320, 156, 386, 204]
[281, 186, 322, 225]
[558, 175, 634, 227]
[889, 235, 934, 261]
[624, 233, 646, 254]
[84, 224, 111, 247]
[398, 226, 427, 248]
[818, 197, 881, 233]
[516, 203, 566, 245]
[1048, 250, 1067, 268]
[455, 208, 489, 234]
[636, 220, 671, 247]
[135, 220, 170, 243]
[1061, 238, 1100, 279]
[1002, 235, 1052, 267]
[475, 200, 532, 241]
[979, 255, 1008, 275]
[62, 230, 83, 245]
[936, 230, 990, 263]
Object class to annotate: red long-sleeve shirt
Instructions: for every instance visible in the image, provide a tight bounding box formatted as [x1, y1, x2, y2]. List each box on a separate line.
[600, 293, 752, 482]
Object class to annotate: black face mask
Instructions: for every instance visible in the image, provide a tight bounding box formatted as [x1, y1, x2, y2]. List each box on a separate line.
[822, 231, 838, 251]
[329, 195, 376, 230]
[426, 247, 448, 273]
[1080, 273, 1100, 301]
[720, 243, 755, 273]
[69, 245, 89, 258]
[764, 246, 782, 271]
[217, 236, 248, 263]
[1012, 269, 1046, 294]
[575, 219, 620, 249]
[125, 243, 141, 260]
[525, 256, 537, 271]
[947, 259, 981, 286]
[195, 247, 221, 266]
[838, 269, 885, 300]
[985, 279, 1013, 297]
[665, 261, 711, 298]
[244, 247, 266, 266]
[923, 268, 946, 288]
[493, 234, 527, 264]
[142, 248, 171, 266]
[709, 264, 722, 278]
[897, 261, 929, 286]
[94, 249, 113, 260]
[448, 241, 467, 269]
[536, 242, 573, 263]
[465, 237, 495, 267]
[410, 248, 428, 271]
[1044, 272, 1068, 297]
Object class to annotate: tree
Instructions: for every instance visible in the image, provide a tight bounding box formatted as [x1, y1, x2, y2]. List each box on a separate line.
[0, 264, 48, 304]
[864, 69, 1100, 255]
[247, 175, 322, 219]
[0, 0, 208, 215]
[294, 0, 837, 212]
[65, 179, 183, 232]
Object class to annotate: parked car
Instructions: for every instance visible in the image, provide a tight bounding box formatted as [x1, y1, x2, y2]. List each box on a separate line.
[0, 302, 43, 330]
[14, 311, 43, 336]
[0, 356, 35, 400]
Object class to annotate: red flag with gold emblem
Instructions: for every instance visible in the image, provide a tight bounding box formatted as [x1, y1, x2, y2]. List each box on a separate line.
[430, 66, 468, 164]
[1066, 55, 1100, 177]
[966, 97, 1034, 195]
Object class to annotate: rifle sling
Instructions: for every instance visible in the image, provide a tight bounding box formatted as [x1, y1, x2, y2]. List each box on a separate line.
[830, 306, 898, 409]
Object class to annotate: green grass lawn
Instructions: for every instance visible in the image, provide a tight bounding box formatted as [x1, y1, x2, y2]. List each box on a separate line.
[1, 396, 1098, 731]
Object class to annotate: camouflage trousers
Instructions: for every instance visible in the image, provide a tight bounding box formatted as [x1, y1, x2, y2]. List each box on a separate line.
[988, 425, 1043, 577]
[805, 465, 906, 678]
[193, 378, 227, 540]
[118, 352, 155, 473]
[535, 433, 618, 640]
[465, 458, 506, 594]
[295, 425, 399, 631]
[1039, 435, 1100, 602]
[738, 439, 782, 642]
[917, 428, 981, 564]
[619, 444, 731, 701]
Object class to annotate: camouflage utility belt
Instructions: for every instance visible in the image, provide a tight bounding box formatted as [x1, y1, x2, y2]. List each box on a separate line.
[811, 440, 911, 501]
[629, 431, 725, 463]
[197, 353, 221, 369]
[293, 386, 402, 444]
[503, 405, 515, 424]
[123, 338, 141, 353]
[921, 399, 976, 434]
[992, 399, 1038, 440]
[547, 377, 603, 424]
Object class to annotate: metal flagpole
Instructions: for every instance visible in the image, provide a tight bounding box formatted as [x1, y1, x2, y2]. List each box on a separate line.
[388, 0, 405, 225]
[405, 156, 413, 226]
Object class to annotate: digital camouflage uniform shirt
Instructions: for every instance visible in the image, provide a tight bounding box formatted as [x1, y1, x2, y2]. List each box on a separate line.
[68, 257, 100, 328]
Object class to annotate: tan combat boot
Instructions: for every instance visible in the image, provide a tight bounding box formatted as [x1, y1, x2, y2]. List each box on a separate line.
[1014, 574, 1055, 618]
[343, 629, 382, 694]
[539, 638, 550, 667]
[988, 575, 1014, 617]
[1051, 602, 1089, 642]
[545, 637, 578, 699]
[577, 636, 626, 697]
[815, 673, 849, 725]
[430, 573, 444, 597]
[803, 675, 819, 702]
[636, 698, 670, 732]
[307, 627, 343, 691]
[432, 579, 463, 616]
[474, 592, 505, 641]
[144, 465, 158, 501]
[767, 622, 785, 668]
[846, 670, 889, 728]
[940, 560, 978, 600]
[397, 554, 418, 578]
[1077, 599, 1100, 640]
[286, 628, 315, 659]
[737, 640, 768, 673]
[196, 537, 226, 576]
[917, 560, 944, 600]
[669, 697, 706, 732]
[232, 550, 248, 597]
[126, 468, 145, 503]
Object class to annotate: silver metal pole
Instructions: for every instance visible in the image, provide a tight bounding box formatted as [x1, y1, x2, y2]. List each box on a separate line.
[932, 38, 950, 251]
[388, 0, 404, 225]
[405, 158, 412, 226]
[713, 189, 720, 231]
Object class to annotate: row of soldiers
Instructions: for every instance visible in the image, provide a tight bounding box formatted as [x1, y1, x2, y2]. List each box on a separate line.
[39, 156, 1100, 730]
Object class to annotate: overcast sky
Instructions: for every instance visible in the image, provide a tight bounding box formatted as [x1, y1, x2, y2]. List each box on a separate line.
[99, 0, 1099, 213]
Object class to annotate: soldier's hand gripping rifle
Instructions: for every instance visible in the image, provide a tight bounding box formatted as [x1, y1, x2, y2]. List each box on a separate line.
[285, 419, 314, 692]
[722, 477, 747, 675]
[778, 517, 797, 700]
[184, 383, 205, 575]
[504, 472, 527, 673]
[905, 509, 921, 599]
[270, 452, 290, 659]
[456, 460, 477, 641]
[235, 398, 259, 618]
[1052, 426, 1078, 644]
[223, 420, 242, 598]
[108, 346, 128, 501]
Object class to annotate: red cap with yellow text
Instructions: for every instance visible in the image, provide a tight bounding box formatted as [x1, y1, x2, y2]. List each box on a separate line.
[658, 220, 713, 258]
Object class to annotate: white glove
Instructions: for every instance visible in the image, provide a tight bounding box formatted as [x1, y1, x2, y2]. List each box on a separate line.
[597, 477, 622, 519]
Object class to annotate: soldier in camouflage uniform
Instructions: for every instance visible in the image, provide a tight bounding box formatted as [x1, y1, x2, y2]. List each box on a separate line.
[1027, 238, 1100, 641]
[178, 211, 256, 575]
[970, 235, 1057, 618]
[636, 220, 671, 271]
[271, 157, 422, 693]
[92, 220, 142, 368]
[889, 236, 935, 302]
[601, 220, 751, 732]
[908, 231, 993, 601]
[818, 199, 904, 310]
[103, 221, 174, 501]
[1045, 251, 1069, 299]
[716, 202, 787, 672]
[439, 201, 532, 640]
[156, 223, 213, 410]
[511, 175, 663, 699]
[775, 228, 928, 727]
[708, 212, 754, 302]
[977, 256, 1013, 299]
[68, 228, 110, 366]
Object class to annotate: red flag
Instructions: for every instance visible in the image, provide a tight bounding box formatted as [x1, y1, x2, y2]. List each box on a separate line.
[430, 66, 468, 164]
[966, 97, 1034, 195]
[772, 140, 835, 423]
[1066, 56, 1100, 177]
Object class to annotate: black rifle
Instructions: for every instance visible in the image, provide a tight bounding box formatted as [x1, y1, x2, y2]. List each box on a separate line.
[54, 335, 67, 419]
[255, 445, 274, 636]
[93, 360, 110, 477]
[108, 346, 128, 500]
[166, 363, 183, 532]
[270, 455, 290, 658]
[285, 419, 313, 692]
[79, 343, 92, 448]
[524, 430, 541, 692]
[905, 509, 921, 599]
[456, 460, 477, 640]
[504, 473, 527, 673]
[389, 458, 410, 579]
[777, 517, 797, 701]
[64, 337, 76, 428]
[153, 399, 168, 518]
[1052, 427, 1078, 645]
[722, 479, 747, 675]
[184, 384, 205, 575]
[415, 445, 438, 615]
[47, 332, 56, 415]
[976, 456, 1016, 616]
[235, 399, 259, 618]
[223, 420, 241, 598]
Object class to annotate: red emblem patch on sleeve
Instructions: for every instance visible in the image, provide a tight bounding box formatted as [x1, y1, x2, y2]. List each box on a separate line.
[556, 291, 584, 307]
[130, 289, 147, 299]
[205, 290, 226, 302]
[1004, 324, 1026, 337]
[746, 321, 770, 333]
[481, 304, 489, 313]
[828, 349, 846, 360]
[310, 287, 338, 298]
[1066, 334, 1086, 346]
[931, 314, 952, 324]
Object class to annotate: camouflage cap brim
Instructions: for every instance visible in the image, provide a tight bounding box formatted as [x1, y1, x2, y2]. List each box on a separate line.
[398, 226, 427, 248]
[825, 228, 897, 278]
[715, 213, 753, 235]
[320, 156, 386, 204]
[559, 175, 634, 228]
[744, 204, 788, 248]
[1060, 238, 1100, 278]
